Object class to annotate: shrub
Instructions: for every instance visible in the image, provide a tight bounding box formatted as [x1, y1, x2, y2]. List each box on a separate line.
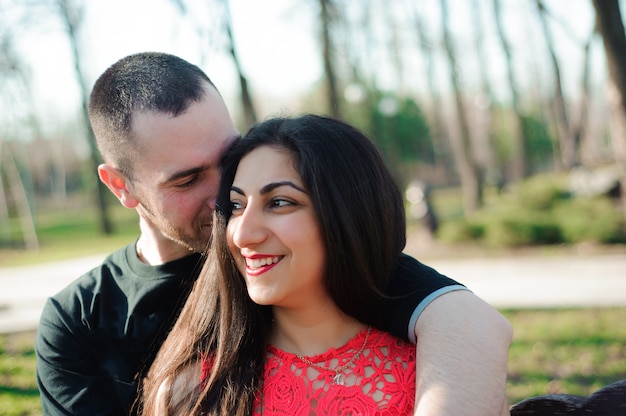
[437, 218, 484, 243]
[510, 175, 570, 211]
[553, 198, 626, 244]
[433, 173, 625, 248]
[481, 215, 564, 248]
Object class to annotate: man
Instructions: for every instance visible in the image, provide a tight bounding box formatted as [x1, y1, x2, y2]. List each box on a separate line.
[36, 52, 512, 416]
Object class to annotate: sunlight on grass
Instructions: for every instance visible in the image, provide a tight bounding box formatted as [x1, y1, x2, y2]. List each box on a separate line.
[0, 331, 41, 416]
[0, 198, 138, 267]
[503, 308, 626, 405]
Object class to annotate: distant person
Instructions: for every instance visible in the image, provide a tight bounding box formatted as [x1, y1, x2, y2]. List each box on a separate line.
[35, 52, 512, 416]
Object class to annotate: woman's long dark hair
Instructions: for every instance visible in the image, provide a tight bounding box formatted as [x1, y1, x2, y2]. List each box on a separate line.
[139, 114, 406, 415]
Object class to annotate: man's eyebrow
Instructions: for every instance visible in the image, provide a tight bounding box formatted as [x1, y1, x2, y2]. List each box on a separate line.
[163, 165, 210, 184]
[163, 134, 240, 185]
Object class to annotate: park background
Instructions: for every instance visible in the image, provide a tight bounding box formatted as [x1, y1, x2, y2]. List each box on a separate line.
[1, 0, 626, 414]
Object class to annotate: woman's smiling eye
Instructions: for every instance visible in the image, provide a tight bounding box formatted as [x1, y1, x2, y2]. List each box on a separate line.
[270, 198, 294, 208]
[230, 200, 244, 212]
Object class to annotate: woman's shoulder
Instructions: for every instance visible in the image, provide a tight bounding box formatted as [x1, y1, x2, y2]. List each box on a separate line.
[365, 327, 415, 363]
[369, 327, 413, 349]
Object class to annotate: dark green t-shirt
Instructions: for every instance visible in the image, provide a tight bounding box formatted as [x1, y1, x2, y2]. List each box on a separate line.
[35, 244, 462, 415]
[36, 243, 203, 415]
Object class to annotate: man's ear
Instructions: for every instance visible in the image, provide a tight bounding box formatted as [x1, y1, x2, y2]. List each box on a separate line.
[98, 164, 139, 209]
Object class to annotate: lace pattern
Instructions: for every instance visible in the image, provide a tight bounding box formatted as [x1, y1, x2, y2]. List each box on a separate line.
[254, 327, 416, 415]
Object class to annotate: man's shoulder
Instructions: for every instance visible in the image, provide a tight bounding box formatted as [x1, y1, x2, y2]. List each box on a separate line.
[50, 245, 132, 302]
[395, 253, 443, 278]
[39, 245, 136, 330]
[391, 253, 463, 288]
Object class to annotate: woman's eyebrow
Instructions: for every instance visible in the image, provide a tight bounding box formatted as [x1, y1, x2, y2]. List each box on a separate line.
[230, 185, 245, 196]
[230, 181, 307, 196]
[260, 181, 306, 195]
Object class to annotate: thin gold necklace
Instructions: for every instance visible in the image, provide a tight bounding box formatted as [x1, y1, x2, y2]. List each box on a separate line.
[295, 326, 371, 386]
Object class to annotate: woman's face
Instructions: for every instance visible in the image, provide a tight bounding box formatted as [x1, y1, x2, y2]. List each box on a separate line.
[226, 145, 328, 310]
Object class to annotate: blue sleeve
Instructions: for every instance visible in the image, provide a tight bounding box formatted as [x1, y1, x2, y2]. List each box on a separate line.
[406, 285, 469, 344]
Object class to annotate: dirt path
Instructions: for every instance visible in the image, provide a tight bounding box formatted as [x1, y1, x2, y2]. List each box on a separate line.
[1, 240, 625, 334]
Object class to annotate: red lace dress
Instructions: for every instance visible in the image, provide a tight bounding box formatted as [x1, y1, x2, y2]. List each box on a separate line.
[254, 326, 415, 415]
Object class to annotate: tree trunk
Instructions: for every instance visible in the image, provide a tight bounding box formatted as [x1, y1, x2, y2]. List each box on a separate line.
[592, 0, 626, 213]
[0, 141, 12, 245]
[57, 0, 113, 234]
[572, 32, 594, 166]
[53, 136, 68, 203]
[441, 0, 483, 214]
[382, 2, 404, 93]
[493, 0, 526, 181]
[224, 0, 257, 128]
[536, 0, 576, 170]
[413, 7, 454, 183]
[471, 0, 502, 189]
[319, 0, 341, 118]
[1, 143, 39, 250]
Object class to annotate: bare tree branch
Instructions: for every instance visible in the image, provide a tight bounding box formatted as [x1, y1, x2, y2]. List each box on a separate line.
[592, 0, 626, 213]
[441, 0, 483, 214]
[56, 0, 113, 234]
[319, 0, 341, 118]
[536, 0, 576, 170]
[493, 0, 527, 181]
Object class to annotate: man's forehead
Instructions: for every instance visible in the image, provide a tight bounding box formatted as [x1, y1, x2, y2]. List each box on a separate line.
[128, 84, 238, 179]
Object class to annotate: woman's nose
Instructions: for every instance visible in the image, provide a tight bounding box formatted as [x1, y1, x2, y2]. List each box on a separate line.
[230, 203, 267, 248]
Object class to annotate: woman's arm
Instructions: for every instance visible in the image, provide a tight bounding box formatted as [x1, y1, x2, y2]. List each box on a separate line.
[413, 290, 513, 416]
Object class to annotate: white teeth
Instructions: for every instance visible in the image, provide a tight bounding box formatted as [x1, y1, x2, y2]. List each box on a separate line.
[246, 256, 280, 269]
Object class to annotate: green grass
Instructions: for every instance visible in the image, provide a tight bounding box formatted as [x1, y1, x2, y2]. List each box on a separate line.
[0, 331, 40, 416]
[0, 197, 138, 267]
[503, 308, 626, 405]
[1, 308, 624, 414]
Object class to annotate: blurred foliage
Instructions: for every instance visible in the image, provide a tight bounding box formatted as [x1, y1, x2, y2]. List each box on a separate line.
[369, 97, 434, 165]
[342, 89, 434, 166]
[301, 83, 435, 186]
[491, 108, 556, 178]
[522, 113, 555, 173]
[553, 197, 626, 244]
[436, 173, 626, 247]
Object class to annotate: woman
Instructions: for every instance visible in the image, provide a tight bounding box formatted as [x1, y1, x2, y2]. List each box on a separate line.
[140, 114, 416, 415]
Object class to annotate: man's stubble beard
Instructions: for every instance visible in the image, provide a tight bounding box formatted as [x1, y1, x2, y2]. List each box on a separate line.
[135, 194, 212, 254]
[158, 216, 212, 254]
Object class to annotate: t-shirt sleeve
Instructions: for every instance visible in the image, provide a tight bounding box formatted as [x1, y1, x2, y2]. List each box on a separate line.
[36, 296, 130, 416]
[383, 253, 468, 343]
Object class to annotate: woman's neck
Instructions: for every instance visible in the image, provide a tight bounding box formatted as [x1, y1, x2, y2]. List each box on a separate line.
[270, 300, 365, 357]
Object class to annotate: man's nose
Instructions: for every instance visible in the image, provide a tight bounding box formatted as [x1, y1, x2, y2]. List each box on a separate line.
[207, 197, 216, 210]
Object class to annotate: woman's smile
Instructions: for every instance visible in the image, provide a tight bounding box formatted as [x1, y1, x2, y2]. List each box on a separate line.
[244, 255, 283, 276]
